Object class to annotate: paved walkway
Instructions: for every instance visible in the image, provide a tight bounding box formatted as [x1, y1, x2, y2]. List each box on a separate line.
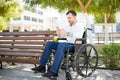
[0, 63, 120, 80]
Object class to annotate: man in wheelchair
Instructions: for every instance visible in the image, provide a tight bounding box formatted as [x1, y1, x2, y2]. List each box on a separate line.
[31, 10, 85, 79]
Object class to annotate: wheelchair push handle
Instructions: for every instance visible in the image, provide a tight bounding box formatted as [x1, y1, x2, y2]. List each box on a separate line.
[86, 28, 92, 31]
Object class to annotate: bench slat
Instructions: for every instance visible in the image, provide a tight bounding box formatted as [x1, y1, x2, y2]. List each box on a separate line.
[0, 31, 55, 36]
[0, 58, 39, 64]
[0, 45, 45, 49]
[0, 49, 43, 53]
[0, 52, 42, 57]
[0, 41, 46, 45]
[0, 36, 53, 40]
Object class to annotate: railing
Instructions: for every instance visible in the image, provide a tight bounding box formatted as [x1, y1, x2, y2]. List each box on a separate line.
[94, 32, 120, 44]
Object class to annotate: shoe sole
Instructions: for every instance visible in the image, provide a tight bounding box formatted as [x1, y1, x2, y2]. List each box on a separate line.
[31, 69, 45, 73]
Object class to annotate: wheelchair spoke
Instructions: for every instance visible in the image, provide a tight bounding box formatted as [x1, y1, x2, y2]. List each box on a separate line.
[85, 56, 89, 74]
[88, 47, 92, 57]
[88, 60, 94, 70]
[80, 61, 87, 71]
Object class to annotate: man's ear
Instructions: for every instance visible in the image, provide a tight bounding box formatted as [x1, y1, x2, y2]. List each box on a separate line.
[74, 16, 77, 19]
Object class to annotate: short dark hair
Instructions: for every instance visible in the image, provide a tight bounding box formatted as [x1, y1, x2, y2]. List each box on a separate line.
[66, 10, 77, 16]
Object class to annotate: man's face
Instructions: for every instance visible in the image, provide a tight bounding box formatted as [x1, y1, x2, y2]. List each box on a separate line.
[66, 13, 76, 26]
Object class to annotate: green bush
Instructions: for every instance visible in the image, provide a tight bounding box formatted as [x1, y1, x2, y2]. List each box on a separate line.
[100, 43, 120, 68]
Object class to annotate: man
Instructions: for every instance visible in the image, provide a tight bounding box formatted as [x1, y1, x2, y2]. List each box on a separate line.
[31, 10, 85, 79]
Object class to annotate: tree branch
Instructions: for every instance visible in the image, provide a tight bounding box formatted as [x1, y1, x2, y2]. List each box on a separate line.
[76, 0, 86, 12]
[85, 0, 92, 9]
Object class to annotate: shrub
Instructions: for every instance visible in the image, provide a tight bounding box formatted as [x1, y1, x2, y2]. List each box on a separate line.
[100, 43, 120, 68]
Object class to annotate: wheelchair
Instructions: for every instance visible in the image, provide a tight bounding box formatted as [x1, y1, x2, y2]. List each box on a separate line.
[47, 29, 98, 80]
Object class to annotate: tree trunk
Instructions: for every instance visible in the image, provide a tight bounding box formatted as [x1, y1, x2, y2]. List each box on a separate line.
[76, 0, 93, 43]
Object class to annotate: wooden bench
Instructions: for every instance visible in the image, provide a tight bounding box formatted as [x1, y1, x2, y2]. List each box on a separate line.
[0, 31, 55, 68]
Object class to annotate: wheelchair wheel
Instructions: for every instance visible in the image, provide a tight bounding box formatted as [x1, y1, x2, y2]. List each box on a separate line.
[76, 44, 98, 77]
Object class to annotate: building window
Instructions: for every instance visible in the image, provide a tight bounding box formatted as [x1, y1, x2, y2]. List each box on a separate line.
[32, 17, 37, 22]
[116, 23, 120, 32]
[24, 16, 30, 21]
[13, 18, 21, 20]
[38, 19, 43, 23]
[38, 10, 43, 15]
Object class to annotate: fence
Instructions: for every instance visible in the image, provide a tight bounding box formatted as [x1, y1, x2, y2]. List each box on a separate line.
[94, 32, 120, 44]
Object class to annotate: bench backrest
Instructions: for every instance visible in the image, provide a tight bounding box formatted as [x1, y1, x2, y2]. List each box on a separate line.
[0, 31, 55, 57]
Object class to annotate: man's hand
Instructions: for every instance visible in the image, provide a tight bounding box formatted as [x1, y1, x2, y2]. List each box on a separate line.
[56, 28, 68, 36]
[60, 29, 68, 36]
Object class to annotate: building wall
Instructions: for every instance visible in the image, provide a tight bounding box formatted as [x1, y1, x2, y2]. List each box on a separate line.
[7, 4, 58, 32]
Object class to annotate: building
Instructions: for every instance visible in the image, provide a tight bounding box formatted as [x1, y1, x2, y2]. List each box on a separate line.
[6, 1, 58, 32]
[116, 13, 120, 32]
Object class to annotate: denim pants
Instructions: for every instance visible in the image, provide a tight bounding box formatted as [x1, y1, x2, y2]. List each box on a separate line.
[39, 41, 74, 73]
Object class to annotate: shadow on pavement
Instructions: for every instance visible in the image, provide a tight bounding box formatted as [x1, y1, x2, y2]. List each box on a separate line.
[0, 63, 120, 80]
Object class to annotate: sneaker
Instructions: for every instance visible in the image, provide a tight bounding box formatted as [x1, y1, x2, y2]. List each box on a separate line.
[31, 65, 46, 73]
[42, 71, 58, 79]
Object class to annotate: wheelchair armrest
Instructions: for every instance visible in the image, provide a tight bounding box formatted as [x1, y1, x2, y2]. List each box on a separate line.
[75, 38, 86, 43]
[74, 38, 87, 45]
[74, 38, 86, 52]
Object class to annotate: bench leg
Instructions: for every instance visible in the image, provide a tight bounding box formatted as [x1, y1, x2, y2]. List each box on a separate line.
[34, 64, 37, 67]
[11, 62, 16, 65]
[8, 56, 16, 65]
[0, 61, 2, 69]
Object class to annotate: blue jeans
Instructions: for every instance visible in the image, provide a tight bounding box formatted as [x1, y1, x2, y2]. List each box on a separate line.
[39, 41, 74, 73]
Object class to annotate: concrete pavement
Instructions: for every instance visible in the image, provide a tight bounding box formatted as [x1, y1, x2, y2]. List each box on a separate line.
[0, 63, 120, 80]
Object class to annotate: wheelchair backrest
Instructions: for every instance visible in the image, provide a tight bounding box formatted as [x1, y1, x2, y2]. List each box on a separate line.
[74, 30, 87, 52]
[82, 31, 87, 44]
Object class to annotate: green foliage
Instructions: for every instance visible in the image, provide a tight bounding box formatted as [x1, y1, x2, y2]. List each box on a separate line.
[100, 43, 120, 68]
[0, 0, 22, 30]
[0, 0, 22, 21]
[24, 0, 81, 12]
[0, 16, 7, 30]
[101, 44, 120, 56]
[88, 0, 120, 23]
[24, 5, 36, 12]
[94, 14, 116, 23]
[24, 0, 120, 23]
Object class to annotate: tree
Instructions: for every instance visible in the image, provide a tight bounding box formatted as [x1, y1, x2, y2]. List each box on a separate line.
[0, 0, 22, 30]
[24, 0, 120, 44]
[88, 0, 120, 23]
[0, 16, 7, 30]
[24, 0, 93, 43]
[24, 0, 120, 23]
